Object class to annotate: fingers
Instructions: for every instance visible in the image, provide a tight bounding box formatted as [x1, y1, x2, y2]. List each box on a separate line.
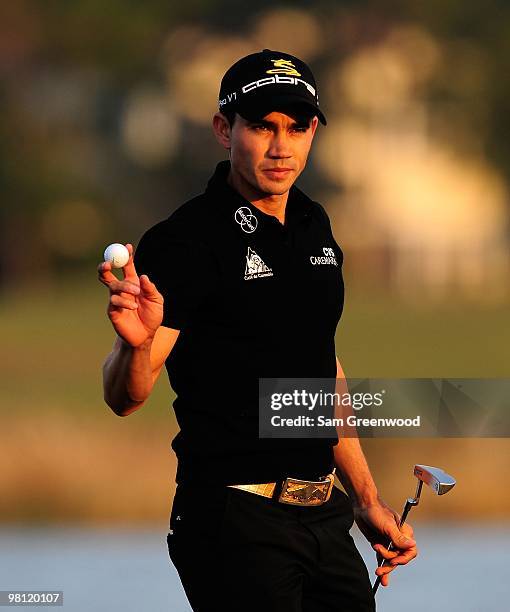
[388, 549, 417, 566]
[379, 572, 391, 587]
[110, 294, 139, 310]
[374, 559, 394, 590]
[388, 541, 418, 567]
[375, 564, 393, 578]
[139, 273, 162, 300]
[373, 539, 416, 564]
[121, 244, 138, 281]
[111, 279, 140, 296]
[377, 548, 418, 573]
[98, 261, 141, 295]
[373, 543, 399, 561]
[373, 522, 418, 586]
[97, 261, 117, 287]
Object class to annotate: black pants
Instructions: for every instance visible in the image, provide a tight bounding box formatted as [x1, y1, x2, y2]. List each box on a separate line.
[166, 482, 375, 611]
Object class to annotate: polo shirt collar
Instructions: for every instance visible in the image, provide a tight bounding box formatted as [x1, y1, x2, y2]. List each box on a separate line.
[206, 159, 314, 227]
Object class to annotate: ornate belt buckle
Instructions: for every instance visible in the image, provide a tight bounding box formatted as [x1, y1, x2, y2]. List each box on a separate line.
[278, 473, 334, 506]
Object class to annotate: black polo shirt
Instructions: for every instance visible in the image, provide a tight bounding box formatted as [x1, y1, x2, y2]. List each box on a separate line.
[134, 160, 344, 485]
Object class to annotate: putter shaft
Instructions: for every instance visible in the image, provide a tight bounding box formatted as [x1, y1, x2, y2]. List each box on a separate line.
[372, 465, 456, 596]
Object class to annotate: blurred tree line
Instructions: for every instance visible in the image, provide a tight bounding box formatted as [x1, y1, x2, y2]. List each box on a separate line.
[1, 0, 509, 291]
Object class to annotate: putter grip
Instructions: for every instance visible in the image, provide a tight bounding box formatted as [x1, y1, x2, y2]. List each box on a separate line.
[372, 499, 414, 594]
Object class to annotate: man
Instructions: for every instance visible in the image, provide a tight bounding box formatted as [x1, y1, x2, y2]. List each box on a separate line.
[98, 49, 417, 611]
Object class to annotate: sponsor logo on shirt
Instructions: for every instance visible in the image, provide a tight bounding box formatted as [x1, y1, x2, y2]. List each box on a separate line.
[310, 247, 338, 266]
[234, 206, 258, 233]
[244, 247, 273, 280]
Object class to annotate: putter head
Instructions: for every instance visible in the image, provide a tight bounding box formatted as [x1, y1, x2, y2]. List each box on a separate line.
[414, 464, 456, 496]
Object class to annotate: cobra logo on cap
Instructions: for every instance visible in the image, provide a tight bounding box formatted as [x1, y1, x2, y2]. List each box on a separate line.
[266, 59, 301, 77]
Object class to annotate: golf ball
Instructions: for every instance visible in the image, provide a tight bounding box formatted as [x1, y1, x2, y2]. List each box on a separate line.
[104, 243, 130, 268]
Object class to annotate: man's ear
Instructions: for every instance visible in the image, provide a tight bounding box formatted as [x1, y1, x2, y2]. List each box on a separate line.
[212, 112, 232, 150]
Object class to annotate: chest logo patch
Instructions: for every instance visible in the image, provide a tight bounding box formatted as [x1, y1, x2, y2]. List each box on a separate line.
[244, 247, 273, 280]
[234, 206, 258, 233]
[310, 247, 338, 266]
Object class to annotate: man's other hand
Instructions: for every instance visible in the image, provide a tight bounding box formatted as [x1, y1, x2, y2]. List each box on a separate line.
[353, 497, 418, 588]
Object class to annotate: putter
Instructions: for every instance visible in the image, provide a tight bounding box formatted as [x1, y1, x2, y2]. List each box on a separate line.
[372, 464, 456, 594]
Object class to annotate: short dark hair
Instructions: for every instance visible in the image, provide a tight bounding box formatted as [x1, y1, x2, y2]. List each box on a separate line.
[222, 109, 237, 128]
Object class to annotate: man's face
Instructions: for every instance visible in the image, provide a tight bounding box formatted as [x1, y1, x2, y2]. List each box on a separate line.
[226, 110, 319, 197]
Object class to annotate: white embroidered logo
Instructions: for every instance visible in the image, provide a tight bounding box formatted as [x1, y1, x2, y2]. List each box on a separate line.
[234, 206, 258, 233]
[310, 247, 338, 266]
[244, 247, 273, 280]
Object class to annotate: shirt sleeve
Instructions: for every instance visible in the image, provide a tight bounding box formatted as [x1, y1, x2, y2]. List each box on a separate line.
[314, 202, 344, 267]
[133, 222, 217, 330]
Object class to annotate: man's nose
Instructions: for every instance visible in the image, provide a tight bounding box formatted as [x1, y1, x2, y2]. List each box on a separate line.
[267, 131, 292, 158]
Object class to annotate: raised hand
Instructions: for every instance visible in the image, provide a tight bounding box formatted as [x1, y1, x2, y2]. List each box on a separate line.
[98, 243, 164, 347]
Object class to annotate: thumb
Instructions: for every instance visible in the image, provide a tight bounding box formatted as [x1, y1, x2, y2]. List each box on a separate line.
[390, 528, 416, 549]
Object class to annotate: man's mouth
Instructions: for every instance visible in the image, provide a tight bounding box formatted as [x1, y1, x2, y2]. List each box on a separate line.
[263, 168, 293, 178]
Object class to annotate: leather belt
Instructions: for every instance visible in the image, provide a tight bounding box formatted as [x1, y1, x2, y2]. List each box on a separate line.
[227, 470, 336, 506]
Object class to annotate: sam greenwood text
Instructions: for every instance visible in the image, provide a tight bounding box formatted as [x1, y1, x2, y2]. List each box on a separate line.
[270, 415, 422, 427]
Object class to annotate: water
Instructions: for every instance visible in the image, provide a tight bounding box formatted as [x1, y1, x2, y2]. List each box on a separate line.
[354, 523, 510, 611]
[0, 524, 508, 611]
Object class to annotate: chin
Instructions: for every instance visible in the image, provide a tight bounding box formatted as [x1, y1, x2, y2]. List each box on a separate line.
[261, 184, 290, 196]
[257, 177, 294, 196]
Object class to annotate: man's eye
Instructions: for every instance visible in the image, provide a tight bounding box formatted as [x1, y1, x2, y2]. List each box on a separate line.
[292, 126, 308, 133]
[253, 124, 269, 131]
